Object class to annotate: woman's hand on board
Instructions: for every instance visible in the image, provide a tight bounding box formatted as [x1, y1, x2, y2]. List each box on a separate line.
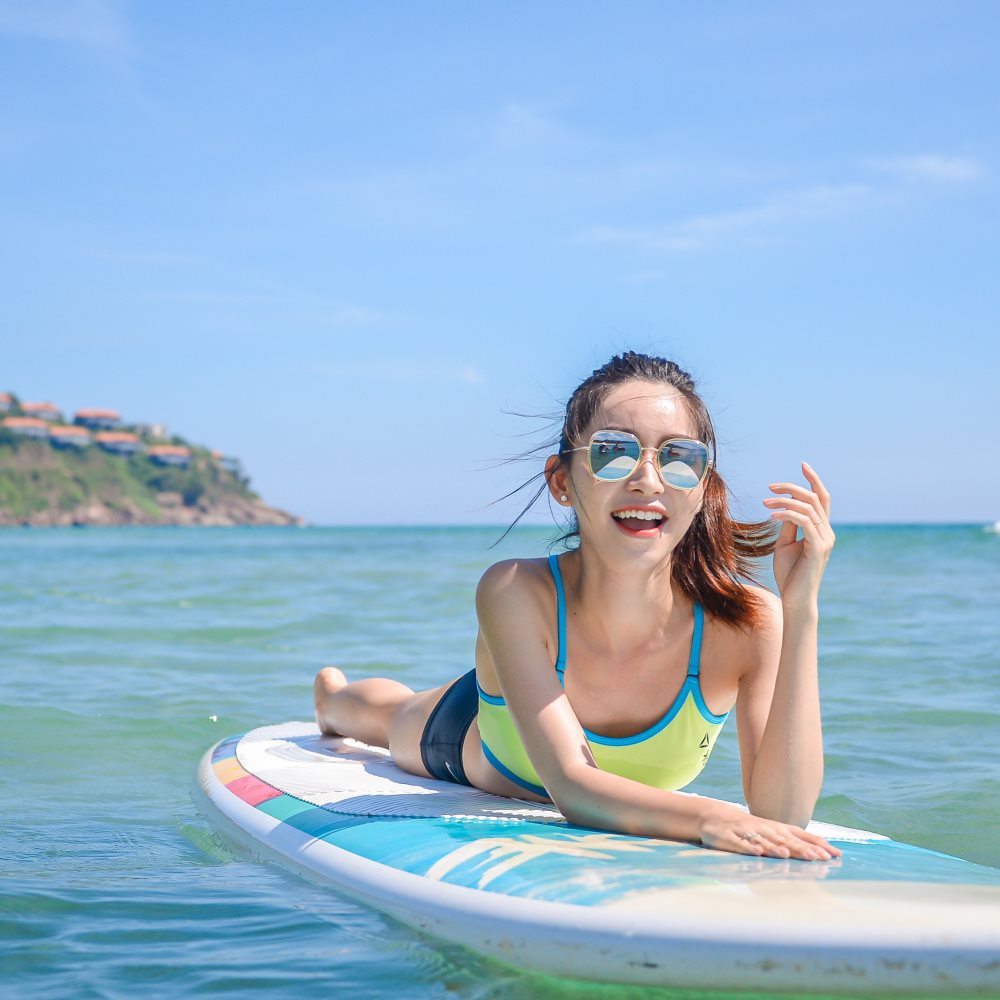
[699, 802, 842, 861]
[764, 462, 835, 613]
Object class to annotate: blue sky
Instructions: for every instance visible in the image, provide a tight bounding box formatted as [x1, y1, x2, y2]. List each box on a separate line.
[3, 2, 997, 524]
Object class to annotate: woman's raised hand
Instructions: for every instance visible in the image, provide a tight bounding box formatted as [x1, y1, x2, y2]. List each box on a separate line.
[699, 803, 842, 861]
[764, 462, 835, 612]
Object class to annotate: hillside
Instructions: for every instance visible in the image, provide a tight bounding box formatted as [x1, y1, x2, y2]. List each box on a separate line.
[0, 424, 301, 528]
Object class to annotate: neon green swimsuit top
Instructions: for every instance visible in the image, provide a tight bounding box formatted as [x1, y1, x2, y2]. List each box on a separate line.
[477, 554, 730, 798]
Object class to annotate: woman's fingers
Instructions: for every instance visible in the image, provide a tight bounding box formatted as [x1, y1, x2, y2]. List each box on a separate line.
[802, 462, 831, 518]
[769, 508, 831, 547]
[775, 515, 799, 549]
[717, 822, 840, 861]
[766, 485, 827, 525]
[768, 463, 832, 525]
[765, 497, 831, 535]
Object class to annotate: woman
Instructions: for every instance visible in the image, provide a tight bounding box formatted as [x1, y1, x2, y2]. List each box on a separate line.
[315, 351, 840, 862]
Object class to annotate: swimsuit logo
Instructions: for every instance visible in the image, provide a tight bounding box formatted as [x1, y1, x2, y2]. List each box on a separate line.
[699, 733, 710, 749]
[699, 732, 710, 764]
[444, 762, 456, 779]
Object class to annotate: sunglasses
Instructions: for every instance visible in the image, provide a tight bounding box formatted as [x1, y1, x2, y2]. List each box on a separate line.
[566, 430, 713, 490]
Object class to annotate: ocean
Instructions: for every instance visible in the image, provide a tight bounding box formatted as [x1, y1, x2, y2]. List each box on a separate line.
[2, 525, 998, 999]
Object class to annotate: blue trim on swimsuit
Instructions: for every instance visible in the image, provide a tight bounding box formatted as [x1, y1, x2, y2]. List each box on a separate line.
[546, 553, 728, 734]
[477, 683, 506, 707]
[480, 740, 549, 798]
[548, 553, 568, 678]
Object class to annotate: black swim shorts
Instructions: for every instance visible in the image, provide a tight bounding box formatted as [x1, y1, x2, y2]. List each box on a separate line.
[419, 668, 477, 786]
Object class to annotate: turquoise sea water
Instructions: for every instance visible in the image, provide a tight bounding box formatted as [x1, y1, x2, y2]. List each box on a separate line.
[2, 525, 998, 999]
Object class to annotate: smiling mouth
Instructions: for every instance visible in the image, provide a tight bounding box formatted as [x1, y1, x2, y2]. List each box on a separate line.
[611, 509, 666, 535]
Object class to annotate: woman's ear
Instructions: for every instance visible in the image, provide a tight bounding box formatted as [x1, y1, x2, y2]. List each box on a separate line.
[544, 455, 571, 506]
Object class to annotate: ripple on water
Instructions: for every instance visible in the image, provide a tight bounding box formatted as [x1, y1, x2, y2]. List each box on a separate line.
[1, 525, 999, 999]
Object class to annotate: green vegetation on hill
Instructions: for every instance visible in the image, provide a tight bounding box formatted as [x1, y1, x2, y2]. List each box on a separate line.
[0, 427, 257, 522]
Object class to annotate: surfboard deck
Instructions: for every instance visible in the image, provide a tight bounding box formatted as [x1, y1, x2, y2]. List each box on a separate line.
[195, 722, 1000, 995]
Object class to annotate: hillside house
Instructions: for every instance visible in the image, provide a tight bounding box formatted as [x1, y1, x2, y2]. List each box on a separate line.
[148, 444, 191, 468]
[75, 409, 121, 431]
[50, 425, 92, 449]
[135, 423, 168, 440]
[22, 402, 62, 422]
[2, 416, 50, 439]
[94, 431, 143, 456]
[0, 393, 11, 413]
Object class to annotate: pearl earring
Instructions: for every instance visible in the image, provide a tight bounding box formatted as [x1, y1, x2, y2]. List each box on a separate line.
[560, 494, 569, 502]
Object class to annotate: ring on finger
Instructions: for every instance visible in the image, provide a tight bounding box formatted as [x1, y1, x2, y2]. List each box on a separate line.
[739, 832, 760, 842]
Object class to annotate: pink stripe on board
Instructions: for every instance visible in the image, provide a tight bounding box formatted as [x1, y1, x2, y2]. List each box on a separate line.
[227, 774, 283, 806]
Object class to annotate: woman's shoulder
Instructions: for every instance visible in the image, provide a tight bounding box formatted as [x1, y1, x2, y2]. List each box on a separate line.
[703, 584, 781, 634]
[477, 555, 553, 599]
[475, 556, 558, 624]
[704, 584, 782, 676]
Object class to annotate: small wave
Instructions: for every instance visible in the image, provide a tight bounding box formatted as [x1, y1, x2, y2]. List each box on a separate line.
[984, 521, 1000, 534]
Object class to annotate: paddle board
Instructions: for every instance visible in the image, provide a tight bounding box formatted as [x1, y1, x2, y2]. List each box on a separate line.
[195, 722, 1000, 994]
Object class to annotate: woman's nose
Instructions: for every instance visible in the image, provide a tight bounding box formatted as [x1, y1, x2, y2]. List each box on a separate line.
[629, 450, 664, 492]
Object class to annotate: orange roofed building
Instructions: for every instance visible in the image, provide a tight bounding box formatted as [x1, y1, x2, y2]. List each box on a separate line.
[75, 409, 121, 431]
[2, 416, 51, 439]
[0, 417, 49, 438]
[50, 425, 92, 449]
[94, 431, 143, 456]
[148, 444, 191, 468]
[0, 393, 12, 412]
[21, 401, 62, 422]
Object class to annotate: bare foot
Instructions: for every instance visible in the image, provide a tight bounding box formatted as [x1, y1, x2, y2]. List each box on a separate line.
[314, 665, 348, 734]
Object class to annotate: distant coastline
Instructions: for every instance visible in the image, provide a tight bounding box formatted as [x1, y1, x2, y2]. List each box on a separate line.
[0, 391, 301, 527]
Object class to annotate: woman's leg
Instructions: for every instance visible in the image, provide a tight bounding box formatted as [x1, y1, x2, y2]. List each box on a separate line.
[313, 666, 417, 749]
[313, 666, 447, 778]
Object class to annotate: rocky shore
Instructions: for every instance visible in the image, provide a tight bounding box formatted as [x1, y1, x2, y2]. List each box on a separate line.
[0, 492, 302, 527]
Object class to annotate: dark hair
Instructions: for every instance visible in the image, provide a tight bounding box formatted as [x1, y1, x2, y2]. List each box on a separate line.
[501, 351, 777, 629]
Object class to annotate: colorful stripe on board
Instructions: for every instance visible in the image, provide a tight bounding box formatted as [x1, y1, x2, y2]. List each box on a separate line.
[210, 733, 377, 839]
[206, 733, 1000, 907]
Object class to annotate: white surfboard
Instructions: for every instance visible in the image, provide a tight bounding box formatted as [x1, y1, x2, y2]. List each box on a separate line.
[195, 722, 1000, 994]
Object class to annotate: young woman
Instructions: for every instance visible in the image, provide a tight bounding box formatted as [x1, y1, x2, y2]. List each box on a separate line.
[315, 352, 840, 862]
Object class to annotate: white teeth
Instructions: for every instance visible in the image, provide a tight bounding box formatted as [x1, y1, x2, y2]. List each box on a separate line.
[613, 509, 664, 521]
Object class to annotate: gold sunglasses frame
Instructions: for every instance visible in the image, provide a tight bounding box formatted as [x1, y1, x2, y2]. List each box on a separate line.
[565, 430, 714, 491]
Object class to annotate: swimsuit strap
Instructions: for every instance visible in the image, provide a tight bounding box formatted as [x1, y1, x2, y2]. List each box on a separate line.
[547, 554, 568, 679]
[548, 553, 704, 682]
[687, 602, 704, 677]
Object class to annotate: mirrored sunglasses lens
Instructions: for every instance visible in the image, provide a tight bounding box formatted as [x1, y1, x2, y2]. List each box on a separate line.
[589, 432, 640, 480]
[659, 440, 709, 489]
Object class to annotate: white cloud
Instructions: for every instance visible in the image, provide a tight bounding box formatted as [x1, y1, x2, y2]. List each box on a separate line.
[579, 184, 871, 252]
[0, 0, 131, 53]
[867, 154, 985, 183]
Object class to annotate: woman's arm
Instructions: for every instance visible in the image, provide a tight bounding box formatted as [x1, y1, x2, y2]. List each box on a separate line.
[476, 560, 839, 861]
[737, 594, 824, 826]
[738, 462, 835, 826]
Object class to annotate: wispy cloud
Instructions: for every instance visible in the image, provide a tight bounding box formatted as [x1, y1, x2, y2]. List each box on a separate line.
[866, 154, 985, 183]
[579, 184, 871, 252]
[0, 0, 131, 54]
[305, 360, 485, 385]
[581, 151, 987, 260]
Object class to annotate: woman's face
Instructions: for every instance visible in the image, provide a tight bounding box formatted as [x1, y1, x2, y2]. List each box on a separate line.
[553, 379, 708, 558]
